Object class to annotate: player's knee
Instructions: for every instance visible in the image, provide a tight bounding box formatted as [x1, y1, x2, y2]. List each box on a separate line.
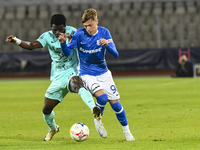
[70, 76, 84, 93]
[42, 107, 52, 115]
[108, 99, 119, 105]
[96, 93, 108, 105]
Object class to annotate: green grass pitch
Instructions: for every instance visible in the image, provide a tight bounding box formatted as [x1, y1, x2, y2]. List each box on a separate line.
[0, 77, 200, 150]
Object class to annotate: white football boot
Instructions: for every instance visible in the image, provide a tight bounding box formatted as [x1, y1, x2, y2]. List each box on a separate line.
[124, 131, 135, 141]
[43, 125, 60, 141]
[94, 119, 107, 138]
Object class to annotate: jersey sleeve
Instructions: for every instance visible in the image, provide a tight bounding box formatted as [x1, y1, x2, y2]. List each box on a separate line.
[66, 26, 77, 36]
[36, 32, 47, 48]
[104, 29, 119, 58]
[60, 31, 78, 56]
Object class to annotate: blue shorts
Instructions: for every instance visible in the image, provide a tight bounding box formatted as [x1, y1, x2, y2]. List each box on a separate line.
[45, 70, 77, 102]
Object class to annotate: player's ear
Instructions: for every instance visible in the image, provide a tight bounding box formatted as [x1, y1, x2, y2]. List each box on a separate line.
[96, 19, 98, 25]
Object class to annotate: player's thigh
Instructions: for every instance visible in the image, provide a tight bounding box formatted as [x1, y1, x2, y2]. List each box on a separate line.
[80, 75, 103, 95]
[97, 70, 120, 100]
[45, 80, 69, 103]
[93, 89, 106, 97]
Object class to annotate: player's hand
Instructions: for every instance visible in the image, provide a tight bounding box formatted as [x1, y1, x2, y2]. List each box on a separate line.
[6, 35, 16, 43]
[100, 38, 108, 46]
[58, 33, 67, 43]
[66, 33, 72, 39]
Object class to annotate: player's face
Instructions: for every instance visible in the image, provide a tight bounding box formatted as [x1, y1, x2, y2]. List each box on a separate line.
[51, 24, 66, 38]
[83, 19, 98, 35]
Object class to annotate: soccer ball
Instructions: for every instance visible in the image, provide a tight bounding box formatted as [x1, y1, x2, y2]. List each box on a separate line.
[70, 122, 89, 142]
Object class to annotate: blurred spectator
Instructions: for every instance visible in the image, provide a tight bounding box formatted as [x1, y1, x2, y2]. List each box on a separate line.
[172, 55, 194, 77]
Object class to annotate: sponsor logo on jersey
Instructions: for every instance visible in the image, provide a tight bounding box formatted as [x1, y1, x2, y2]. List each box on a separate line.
[55, 58, 72, 63]
[55, 64, 74, 70]
[51, 46, 61, 52]
[80, 47, 101, 53]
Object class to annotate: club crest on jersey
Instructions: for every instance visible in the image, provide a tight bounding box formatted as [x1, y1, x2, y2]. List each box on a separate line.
[97, 40, 100, 46]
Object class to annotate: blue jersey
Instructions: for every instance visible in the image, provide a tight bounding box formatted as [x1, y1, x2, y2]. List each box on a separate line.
[60, 26, 118, 76]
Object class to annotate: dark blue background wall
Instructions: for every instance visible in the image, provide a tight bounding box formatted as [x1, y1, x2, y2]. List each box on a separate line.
[0, 48, 199, 74]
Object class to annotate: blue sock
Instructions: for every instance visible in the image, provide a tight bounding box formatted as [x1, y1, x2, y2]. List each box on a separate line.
[111, 101, 128, 126]
[95, 94, 108, 116]
[43, 111, 56, 130]
[78, 87, 95, 111]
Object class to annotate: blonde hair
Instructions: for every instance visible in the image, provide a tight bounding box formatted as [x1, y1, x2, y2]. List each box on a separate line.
[82, 8, 97, 23]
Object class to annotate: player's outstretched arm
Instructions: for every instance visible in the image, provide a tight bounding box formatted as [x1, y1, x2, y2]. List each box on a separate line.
[6, 35, 43, 50]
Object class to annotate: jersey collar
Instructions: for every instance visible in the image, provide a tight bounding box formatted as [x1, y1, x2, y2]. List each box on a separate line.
[92, 30, 98, 36]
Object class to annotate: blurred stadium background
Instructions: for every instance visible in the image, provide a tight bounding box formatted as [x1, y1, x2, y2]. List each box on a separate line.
[1, 0, 200, 76]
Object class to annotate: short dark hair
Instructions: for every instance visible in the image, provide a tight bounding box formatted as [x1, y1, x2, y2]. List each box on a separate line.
[50, 14, 66, 27]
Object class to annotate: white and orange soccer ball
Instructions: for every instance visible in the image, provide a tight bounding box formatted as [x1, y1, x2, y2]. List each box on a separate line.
[70, 122, 89, 142]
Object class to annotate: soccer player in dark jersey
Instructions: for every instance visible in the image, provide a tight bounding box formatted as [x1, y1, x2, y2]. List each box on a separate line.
[58, 8, 135, 141]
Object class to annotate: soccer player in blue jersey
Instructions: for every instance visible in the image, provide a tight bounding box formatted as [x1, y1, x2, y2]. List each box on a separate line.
[6, 14, 101, 141]
[58, 8, 135, 141]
